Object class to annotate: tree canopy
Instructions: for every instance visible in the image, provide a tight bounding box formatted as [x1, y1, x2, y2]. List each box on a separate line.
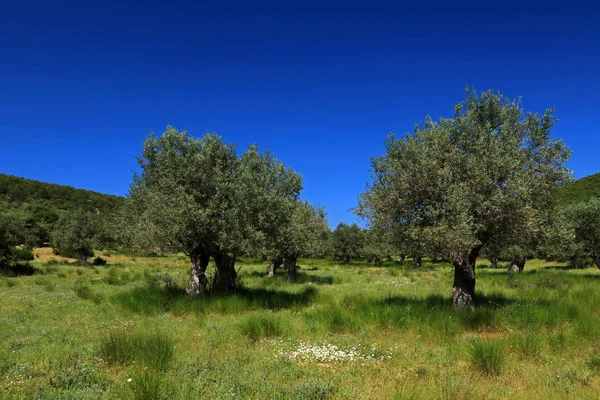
[126, 127, 303, 294]
[357, 88, 572, 307]
[563, 198, 600, 269]
[331, 222, 365, 264]
[51, 211, 97, 262]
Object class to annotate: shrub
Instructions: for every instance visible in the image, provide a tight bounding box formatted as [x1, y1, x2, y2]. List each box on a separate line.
[11, 246, 34, 262]
[468, 338, 506, 376]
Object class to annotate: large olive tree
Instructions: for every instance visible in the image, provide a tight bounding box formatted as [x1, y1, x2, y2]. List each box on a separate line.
[357, 89, 571, 308]
[126, 127, 302, 295]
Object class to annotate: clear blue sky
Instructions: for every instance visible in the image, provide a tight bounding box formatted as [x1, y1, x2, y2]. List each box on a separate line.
[1, 0, 599, 227]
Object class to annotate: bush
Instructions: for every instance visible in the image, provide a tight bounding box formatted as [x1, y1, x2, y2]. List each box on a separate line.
[10, 246, 34, 262]
[468, 338, 506, 376]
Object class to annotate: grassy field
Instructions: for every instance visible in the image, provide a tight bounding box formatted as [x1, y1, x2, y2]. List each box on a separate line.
[1, 250, 600, 399]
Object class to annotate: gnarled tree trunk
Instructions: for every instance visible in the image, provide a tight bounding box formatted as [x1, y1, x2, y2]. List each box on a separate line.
[414, 255, 422, 269]
[186, 253, 210, 296]
[490, 256, 498, 269]
[267, 257, 283, 277]
[452, 250, 479, 309]
[285, 256, 297, 283]
[510, 257, 526, 273]
[213, 252, 237, 293]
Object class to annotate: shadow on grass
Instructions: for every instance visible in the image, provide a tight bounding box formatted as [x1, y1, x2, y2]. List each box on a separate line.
[375, 291, 520, 309]
[113, 283, 318, 315]
[0, 262, 40, 277]
[245, 269, 334, 285]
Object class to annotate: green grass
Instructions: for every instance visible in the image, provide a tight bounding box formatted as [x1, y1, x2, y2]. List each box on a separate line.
[239, 312, 285, 342]
[1, 253, 600, 399]
[468, 338, 506, 376]
[98, 330, 175, 371]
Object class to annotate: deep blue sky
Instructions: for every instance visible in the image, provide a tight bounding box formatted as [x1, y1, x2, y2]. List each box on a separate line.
[1, 1, 599, 227]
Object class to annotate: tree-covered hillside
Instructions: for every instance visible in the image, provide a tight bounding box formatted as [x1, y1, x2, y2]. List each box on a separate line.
[0, 173, 123, 248]
[556, 172, 600, 207]
[0, 173, 123, 213]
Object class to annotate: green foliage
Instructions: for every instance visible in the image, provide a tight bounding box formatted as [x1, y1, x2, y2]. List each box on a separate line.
[563, 198, 600, 268]
[362, 228, 397, 264]
[357, 88, 571, 306]
[0, 174, 122, 249]
[10, 246, 34, 262]
[51, 211, 97, 262]
[358, 88, 571, 261]
[468, 339, 506, 376]
[0, 212, 25, 264]
[0, 173, 122, 213]
[126, 127, 301, 260]
[331, 222, 364, 263]
[277, 201, 331, 259]
[556, 172, 600, 207]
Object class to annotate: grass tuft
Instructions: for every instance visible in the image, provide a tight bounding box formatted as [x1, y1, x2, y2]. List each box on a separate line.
[98, 330, 175, 371]
[468, 338, 506, 376]
[239, 313, 284, 342]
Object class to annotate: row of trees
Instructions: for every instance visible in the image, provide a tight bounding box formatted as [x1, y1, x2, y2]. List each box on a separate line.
[122, 128, 333, 295]
[3, 89, 600, 310]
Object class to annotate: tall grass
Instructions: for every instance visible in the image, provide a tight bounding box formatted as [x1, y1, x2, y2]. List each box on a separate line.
[239, 313, 284, 342]
[468, 339, 506, 376]
[98, 330, 175, 371]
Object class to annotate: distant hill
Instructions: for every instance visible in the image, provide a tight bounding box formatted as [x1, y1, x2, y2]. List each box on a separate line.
[0, 173, 123, 213]
[556, 173, 600, 207]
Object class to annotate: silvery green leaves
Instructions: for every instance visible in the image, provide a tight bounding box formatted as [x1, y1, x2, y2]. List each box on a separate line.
[125, 127, 305, 291]
[357, 89, 571, 307]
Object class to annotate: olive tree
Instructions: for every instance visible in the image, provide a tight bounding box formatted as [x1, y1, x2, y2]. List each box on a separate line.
[563, 198, 600, 269]
[357, 89, 571, 308]
[126, 127, 302, 295]
[0, 212, 25, 266]
[363, 228, 397, 265]
[331, 222, 364, 264]
[51, 211, 97, 262]
[266, 201, 329, 281]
